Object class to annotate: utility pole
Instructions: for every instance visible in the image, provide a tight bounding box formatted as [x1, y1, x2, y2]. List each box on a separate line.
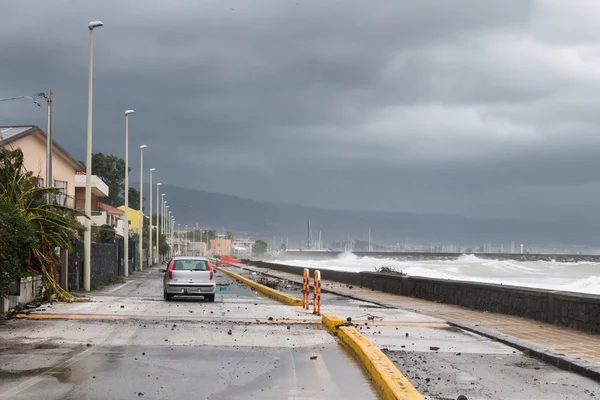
[45, 91, 53, 190]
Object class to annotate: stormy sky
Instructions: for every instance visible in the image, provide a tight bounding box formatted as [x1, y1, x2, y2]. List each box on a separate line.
[2, 1, 600, 221]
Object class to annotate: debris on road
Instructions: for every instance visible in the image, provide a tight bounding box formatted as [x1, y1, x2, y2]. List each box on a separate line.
[256, 277, 280, 288]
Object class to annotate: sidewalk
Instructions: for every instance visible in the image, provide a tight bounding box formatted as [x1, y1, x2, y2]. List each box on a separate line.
[233, 263, 600, 382]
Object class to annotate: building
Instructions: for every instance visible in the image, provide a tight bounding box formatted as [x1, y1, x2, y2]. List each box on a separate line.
[116, 206, 147, 236]
[0, 125, 82, 207]
[74, 172, 109, 211]
[188, 242, 207, 257]
[98, 202, 125, 236]
[0, 125, 113, 230]
[232, 237, 254, 257]
[210, 238, 232, 256]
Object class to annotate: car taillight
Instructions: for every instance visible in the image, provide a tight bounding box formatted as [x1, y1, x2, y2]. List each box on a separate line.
[208, 262, 214, 280]
[167, 259, 175, 279]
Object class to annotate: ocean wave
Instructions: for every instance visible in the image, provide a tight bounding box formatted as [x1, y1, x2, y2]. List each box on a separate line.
[276, 253, 600, 294]
[561, 276, 600, 294]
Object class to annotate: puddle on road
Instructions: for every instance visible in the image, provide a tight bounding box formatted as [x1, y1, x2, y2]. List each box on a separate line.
[0, 350, 108, 385]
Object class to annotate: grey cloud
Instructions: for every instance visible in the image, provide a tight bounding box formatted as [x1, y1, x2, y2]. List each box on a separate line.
[3, 0, 600, 227]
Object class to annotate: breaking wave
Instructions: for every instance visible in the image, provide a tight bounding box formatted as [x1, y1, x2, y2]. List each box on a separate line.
[275, 253, 600, 295]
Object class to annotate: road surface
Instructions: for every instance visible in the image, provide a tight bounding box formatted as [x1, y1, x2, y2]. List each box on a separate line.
[0, 267, 378, 400]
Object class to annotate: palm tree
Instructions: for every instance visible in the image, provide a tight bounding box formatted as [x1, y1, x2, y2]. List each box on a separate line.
[0, 148, 83, 301]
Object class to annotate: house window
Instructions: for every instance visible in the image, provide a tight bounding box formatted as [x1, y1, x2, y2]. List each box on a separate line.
[37, 177, 44, 187]
[55, 180, 68, 205]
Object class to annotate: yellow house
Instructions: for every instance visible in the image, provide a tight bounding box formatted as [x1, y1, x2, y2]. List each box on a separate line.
[117, 206, 145, 234]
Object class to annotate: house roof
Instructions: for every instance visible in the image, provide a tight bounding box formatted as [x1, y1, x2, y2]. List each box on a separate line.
[99, 202, 124, 214]
[0, 125, 84, 171]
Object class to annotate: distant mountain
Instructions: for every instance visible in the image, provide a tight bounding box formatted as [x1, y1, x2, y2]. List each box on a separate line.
[150, 185, 600, 247]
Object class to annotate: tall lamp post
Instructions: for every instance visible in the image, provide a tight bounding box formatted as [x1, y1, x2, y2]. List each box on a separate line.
[169, 213, 172, 257]
[163, 202, 167, 236]
[149, 168, 155, 265]
[83, 20, 103, 292]
[156, 183, 162, 264]
[166, 207, 170, 256]
[138, 144, 147, 271]
[123, 109, 135, 277]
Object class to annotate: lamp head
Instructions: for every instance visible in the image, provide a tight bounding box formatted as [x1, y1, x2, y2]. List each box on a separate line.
[88, 21, 104, 30]
[150, 168, 156, 172]
[125, 109, 135, 116]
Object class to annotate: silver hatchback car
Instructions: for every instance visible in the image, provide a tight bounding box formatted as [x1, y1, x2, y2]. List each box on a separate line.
[159, 256, 216, 302]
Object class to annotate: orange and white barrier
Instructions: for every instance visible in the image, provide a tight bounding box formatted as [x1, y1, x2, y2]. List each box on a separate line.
[313, 270, 321, 315]
[303, 268, 310, 310]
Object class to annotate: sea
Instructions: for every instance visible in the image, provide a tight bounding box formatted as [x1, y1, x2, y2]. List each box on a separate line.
[274, 252, 600, 295]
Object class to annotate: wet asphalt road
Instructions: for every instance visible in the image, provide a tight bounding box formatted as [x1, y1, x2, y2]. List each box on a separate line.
[0, 266, 378, 400]
[230, 265, 600, 400]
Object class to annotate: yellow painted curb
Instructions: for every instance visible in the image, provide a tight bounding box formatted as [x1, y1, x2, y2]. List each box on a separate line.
[322, 314, 424, 400]
[322, 313, 345, 332]
[215, 265, 303, 307]
[14, 313, 128, 320]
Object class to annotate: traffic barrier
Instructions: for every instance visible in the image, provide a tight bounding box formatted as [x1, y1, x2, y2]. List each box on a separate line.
[313, 270, 321, 315]
[303, 268, 310, 310]
[220, 255, 242, 264]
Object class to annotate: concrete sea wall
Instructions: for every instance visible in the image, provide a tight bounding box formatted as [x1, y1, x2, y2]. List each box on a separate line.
[248, 260, 600, 335]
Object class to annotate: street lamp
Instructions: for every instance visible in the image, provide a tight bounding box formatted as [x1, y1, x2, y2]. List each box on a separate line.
[166, 206, 170, 253]
[123, 109, 134, 278]
[138, 144, 147, 271]
[149, 168, 155, 265]
[168, 212, 172, 257]
[162, 197, 166, 236]
[155, 182, 161, 264]
[185, 224, 188, 255]
[83, 20, 103, 292]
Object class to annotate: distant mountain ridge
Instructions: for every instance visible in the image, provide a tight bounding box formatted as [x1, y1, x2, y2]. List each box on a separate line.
[150, 184, 600, 247]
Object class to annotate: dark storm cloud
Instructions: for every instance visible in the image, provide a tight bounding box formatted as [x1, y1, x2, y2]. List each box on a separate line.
[3, 0, 600, 221]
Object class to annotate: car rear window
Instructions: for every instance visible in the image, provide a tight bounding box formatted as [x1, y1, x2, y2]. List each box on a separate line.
[173, 260, 208, 271]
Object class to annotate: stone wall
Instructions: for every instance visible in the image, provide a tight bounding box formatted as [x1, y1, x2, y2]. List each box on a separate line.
[0, 275, 44, 314]
[247, 260, 600, 335]
[67, 239, 123, 291]
[67, 239, 84, 291]
[90, 243, 118, 286]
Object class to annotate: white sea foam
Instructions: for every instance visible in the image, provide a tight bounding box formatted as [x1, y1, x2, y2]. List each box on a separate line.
[274, 252, 600, 294]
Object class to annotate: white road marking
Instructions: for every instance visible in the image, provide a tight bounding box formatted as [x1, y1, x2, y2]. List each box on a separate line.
[108, 280, 133, 293]
[0, 326, 117, 399]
